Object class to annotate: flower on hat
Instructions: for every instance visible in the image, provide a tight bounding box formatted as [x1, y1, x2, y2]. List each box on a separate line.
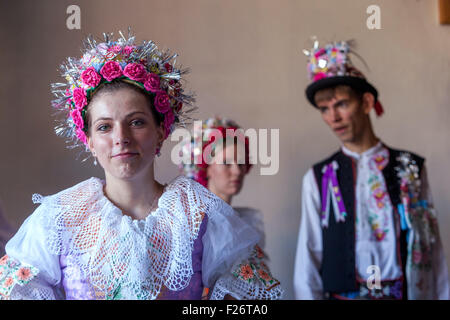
[72, 88, 88, 109]
[313, 72, 327, 81]
[123, 63, 147, 82]
[81, 67, 102, 88]
[51, 30, 195, 152]
[122, 45, 135, 56]
[178, 117, 252, 187]
[70, 109, 84, 130]
[75, 127, 87, 145]
[108, 45, 122, 54]
[143, 73, 160, 93]
[100, 61, 123, 82]
[154, 91, 171, 113]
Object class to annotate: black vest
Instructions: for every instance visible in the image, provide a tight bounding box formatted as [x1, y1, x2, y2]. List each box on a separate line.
[312, 145, 424, 297]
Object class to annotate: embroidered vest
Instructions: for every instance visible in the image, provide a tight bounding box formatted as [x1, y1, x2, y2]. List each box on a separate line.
[312, 145, 424, 297]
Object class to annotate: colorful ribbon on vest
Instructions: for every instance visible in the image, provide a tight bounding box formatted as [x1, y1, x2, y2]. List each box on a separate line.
[321, 161, 347, 228]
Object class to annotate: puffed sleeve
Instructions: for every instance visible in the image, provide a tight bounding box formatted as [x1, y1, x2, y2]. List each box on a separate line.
[201, 198, 283, 299]
[200, 193, 260, 289]
[0, 202, 64, 300]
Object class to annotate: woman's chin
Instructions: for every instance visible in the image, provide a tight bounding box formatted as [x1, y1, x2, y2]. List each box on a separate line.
[107, 164, 143, 181]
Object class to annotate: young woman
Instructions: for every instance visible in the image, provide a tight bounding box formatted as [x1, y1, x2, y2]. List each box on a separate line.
[180, 117, 283, 299]
[0, 31, 260, 300]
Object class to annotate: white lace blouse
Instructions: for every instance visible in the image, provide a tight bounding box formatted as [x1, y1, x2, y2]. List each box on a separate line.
[1, 175, 265, 300]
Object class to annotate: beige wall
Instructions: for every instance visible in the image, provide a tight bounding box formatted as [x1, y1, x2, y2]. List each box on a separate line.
[0, 0, 449, 299]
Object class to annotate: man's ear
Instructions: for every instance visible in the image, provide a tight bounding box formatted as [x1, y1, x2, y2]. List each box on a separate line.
[362, 92, 375, 115]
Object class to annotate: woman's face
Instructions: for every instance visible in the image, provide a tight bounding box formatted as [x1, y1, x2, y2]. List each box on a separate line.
[207, 142, 248, 198]
[87, 87, 164, 181]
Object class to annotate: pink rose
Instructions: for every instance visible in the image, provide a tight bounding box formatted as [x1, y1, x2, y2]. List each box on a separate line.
[143, 73, 160, 93]
[163, 109, 175, 138]
[154, 91, 171, 114]
[100, 61, 123, 81]
[81, 67, 102, 88]
[122, 46, 135, 56]
[70, 109, 84, 129]
[72, 88, 88, 109]
[76, 127, 88, 145]
[123, 63, 147, 81]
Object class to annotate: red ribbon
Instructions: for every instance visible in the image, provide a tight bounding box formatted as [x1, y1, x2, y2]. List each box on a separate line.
[374, 100, 384, 117]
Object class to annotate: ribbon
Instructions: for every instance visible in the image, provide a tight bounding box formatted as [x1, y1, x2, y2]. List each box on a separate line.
[374, 100, 384, 117]
[321, 161, 347, 228]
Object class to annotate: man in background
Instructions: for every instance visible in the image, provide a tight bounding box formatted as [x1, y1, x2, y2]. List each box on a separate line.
[294, 40, 449, 300]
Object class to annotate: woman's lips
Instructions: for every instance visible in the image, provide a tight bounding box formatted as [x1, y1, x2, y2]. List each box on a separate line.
[113, 152, 139, 159]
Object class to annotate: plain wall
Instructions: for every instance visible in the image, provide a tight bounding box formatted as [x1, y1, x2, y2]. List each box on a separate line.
[0, 0, 449, 299]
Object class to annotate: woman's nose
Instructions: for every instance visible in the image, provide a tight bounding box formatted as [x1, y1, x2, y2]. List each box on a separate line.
[114, 124, 131, 145]
[230, 163, 244, 175]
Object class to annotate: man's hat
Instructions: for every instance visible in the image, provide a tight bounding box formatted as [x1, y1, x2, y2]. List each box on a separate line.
[304, 40, 384, 116]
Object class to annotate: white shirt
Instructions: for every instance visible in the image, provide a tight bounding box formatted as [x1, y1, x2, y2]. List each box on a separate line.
[294, 142, 449, 299]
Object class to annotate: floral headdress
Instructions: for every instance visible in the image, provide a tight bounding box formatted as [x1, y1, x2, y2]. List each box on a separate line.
[51, 29, 195, 155]
[304, 39, 384, 116]
[179, 117, 252, 187]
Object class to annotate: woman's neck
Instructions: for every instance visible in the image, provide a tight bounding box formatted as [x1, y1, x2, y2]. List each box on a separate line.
[104, 169, 163, 220]
[208, 184, 232, 205]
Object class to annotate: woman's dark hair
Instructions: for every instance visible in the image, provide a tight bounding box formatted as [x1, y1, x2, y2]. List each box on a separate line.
[84, 80, 164, 135]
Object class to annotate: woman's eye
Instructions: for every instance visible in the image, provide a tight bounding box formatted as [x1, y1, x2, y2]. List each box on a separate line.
[131, 119, 145, 126]
[97, 124, 110, 131]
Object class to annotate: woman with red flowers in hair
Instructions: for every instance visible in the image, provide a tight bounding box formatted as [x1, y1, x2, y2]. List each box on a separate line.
[0, 31, 261, 300]
[180, 117, 283, 300]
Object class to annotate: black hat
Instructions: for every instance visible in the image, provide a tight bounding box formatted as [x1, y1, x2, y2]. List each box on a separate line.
[304, 40, 383, 116]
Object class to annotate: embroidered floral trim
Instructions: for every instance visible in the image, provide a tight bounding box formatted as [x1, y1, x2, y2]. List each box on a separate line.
[210, 243, 283, 300]
[366, 149, 391, 242]
[395, 152, 444, 299]
[0, 255, 39, 300]
[231, 245, 280, 290]
[408, 206, 438, 271]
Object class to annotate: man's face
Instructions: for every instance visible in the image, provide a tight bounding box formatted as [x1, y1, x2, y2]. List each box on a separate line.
[315, 89, 371, 144]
